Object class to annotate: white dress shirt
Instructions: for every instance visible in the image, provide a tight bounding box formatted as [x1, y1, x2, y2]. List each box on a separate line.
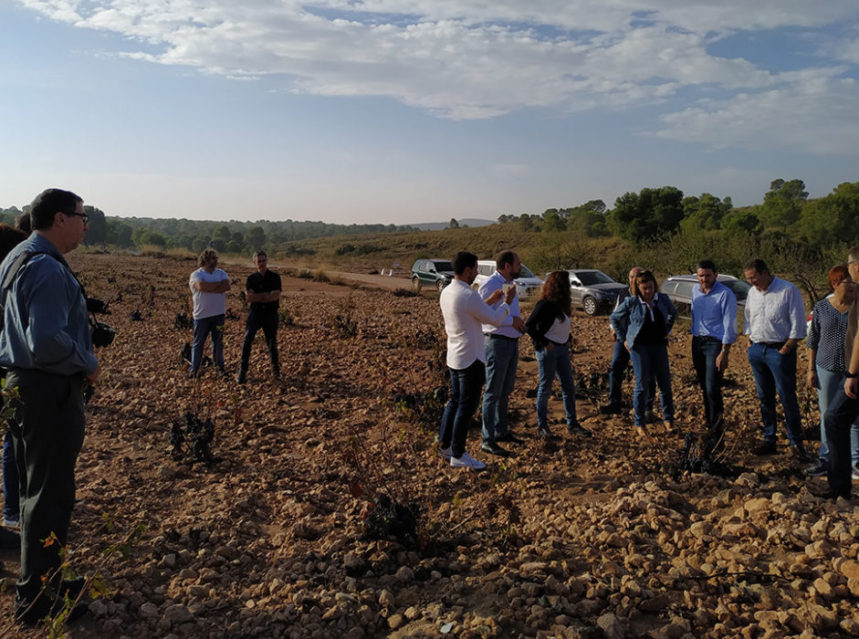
[744, 276, 807, 343]
[440, 279, 510, 369]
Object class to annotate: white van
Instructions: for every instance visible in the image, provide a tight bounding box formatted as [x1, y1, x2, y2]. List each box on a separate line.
[473, 260, 543, 298]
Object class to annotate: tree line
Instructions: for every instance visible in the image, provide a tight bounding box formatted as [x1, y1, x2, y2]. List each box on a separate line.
[0, 206, 417, 256]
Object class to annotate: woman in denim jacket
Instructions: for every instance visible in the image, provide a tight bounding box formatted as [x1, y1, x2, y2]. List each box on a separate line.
[609, 270, 677, 436]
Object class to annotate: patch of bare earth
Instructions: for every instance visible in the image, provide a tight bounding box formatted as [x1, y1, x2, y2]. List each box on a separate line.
[1, 253, 858, 639]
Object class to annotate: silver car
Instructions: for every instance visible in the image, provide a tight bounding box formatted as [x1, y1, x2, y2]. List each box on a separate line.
[565, 269, 628, 315]
[659, 274, 750, 316]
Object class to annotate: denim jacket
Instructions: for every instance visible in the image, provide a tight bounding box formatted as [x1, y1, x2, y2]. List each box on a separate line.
[610, 293, 677, 348]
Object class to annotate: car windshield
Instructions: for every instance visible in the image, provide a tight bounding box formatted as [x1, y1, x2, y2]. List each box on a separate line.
[723, 279, 751, 301]
[575, 271, 615, 286]
[518, 265, 536, 278]
[431, 261, 453, 272]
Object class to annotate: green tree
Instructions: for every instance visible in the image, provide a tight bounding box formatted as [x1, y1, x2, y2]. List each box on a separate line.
[542, 209, 566, 232]
[680, 193, 732, 231]
[759, 178, 807, 232]
[797, 182, 859, 244]
[82, 206, 107, 244]
[448, 218, 459, 229]
[245, 225, 266, 251]
[608, 186, 684, 244]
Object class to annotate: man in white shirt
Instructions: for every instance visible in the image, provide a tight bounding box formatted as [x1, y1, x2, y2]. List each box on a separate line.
[189, 248, 231, 376]
[479, 251, 526, 457]
[743, 258, 811, 461]
[439, 252, 515, 470]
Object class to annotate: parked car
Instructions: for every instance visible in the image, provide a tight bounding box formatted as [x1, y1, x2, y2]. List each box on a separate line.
[410, 258, 454, 292]
[659, 274, 751, 315]
[473, 260, 543, 298]
[564, 269, 628, 315]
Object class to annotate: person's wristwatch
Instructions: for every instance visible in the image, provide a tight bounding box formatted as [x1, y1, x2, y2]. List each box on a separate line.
[846, 371, 858, 379]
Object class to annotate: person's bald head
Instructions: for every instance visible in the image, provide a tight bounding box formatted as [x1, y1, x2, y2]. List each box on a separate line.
[628, 266, 643, 287]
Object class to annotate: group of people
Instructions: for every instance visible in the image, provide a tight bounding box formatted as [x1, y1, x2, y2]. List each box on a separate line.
[188, 247, 283, 383]
[437, 249, 859, 504]
[0, 189, 289, 626]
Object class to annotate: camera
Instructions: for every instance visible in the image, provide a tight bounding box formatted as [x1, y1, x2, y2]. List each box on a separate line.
[87, 297, 115, 347]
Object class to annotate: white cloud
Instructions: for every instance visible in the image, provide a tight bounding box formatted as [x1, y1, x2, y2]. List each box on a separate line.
[650, 72, 859, 154]
[14, 0, 859, 150]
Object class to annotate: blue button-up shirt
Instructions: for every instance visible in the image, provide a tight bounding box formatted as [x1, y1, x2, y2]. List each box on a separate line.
[478, 270, 522, 338]
[691, 280, 738, 345]
[0, 234, 97, 376]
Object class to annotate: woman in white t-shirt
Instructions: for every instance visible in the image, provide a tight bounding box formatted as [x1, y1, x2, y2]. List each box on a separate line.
[525, 271, 592, 440]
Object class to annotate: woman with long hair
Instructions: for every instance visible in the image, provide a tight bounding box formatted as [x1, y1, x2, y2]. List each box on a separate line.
[805, 264, 859, 477]
[609, 270, 677, 437]
[525, 271, 592, 439]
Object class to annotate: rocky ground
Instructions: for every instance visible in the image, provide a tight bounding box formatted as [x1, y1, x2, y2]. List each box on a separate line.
[1, 253, 857, 639]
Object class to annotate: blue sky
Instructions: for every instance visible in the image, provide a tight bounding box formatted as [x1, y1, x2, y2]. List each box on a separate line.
[2, 1, 858, 224]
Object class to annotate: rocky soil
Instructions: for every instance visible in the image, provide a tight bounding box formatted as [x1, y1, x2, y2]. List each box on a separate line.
[1, 253, 857, 639]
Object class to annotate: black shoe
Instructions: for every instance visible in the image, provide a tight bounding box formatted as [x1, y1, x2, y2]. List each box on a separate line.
[805, 460, 828, 477]
[236, 371, 247, 384]
[496, 432, 523, 444]
[15, 580, 89, 626]
[537, 428, 558, 440]
[567, 423, 593, 438]
[791, 444, 814, 464]
[481, 442, 511, 457]
[599, 403, 622, 415]
[753, 440, 777, 456]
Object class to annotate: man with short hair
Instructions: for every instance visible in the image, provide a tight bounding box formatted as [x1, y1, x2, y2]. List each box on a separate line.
[439, 252, 515, 470]
[0, 188, 97, 624]
[479, 251, 526, 456]
[824, 245, 859, 499]
[743, 258, 811, 461]
[189, 248, 230, 376]
[237, 251, 281, 384]
[691, 260, 737, 444]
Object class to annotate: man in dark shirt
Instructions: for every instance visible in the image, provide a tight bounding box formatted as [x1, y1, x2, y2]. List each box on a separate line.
[237, 251, 282, 383]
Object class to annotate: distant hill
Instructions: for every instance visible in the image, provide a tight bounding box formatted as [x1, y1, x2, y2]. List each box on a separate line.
[411, 218, 494, 231]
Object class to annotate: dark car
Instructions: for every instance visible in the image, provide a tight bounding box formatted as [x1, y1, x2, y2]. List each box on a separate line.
[659, 274, 750, 315]
[410, 258, 454, 292]
[566, 269, 628, 315]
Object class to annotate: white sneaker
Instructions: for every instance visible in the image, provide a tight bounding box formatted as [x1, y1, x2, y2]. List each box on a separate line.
[450, 452, 486, 470]
[852, 467, 859, 481]
[438, 446, 452, 460]
[3, 518, 19, 529]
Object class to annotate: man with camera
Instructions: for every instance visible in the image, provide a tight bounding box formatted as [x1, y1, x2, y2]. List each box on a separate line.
[0, 188, 98, 624]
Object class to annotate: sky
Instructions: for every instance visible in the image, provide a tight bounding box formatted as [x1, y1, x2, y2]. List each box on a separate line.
[2, 1, 858, 225]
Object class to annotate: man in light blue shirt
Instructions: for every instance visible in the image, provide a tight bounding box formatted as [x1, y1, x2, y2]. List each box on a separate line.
[0, 188, 97, 625]
[691, 260, 737, 446]
[478, 251, 526, 457]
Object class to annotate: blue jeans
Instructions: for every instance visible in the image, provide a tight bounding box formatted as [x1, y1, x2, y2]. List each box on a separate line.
[816, 367, 859, 463]
[692, 337, 724, 429]
[536, 344, 577, 430]
[608, 339, 654, 409]
[191, 314, 225, 373]
[747, 343, 802, 446]
[439, 360, 485, 458]
[825, 386, 859, 499]
[629, 343, 673, 427]
[3, 431, 19, 523]
[482, 336, 519, 444]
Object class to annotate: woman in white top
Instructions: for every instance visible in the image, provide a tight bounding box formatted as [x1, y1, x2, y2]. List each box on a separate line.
[525, 271, 592, 439]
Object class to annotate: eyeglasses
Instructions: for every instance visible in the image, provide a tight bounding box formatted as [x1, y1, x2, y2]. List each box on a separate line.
[65, 212, 89, 224]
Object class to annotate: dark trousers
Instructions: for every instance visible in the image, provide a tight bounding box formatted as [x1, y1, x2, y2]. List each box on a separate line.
[826, 386, 859, 499]
[3, 431, 19, 523]
[692, 336, 724, 430]
[5, 369, 85, 602]
[439, 360, 485, 458]
[239, 310, 279, 375]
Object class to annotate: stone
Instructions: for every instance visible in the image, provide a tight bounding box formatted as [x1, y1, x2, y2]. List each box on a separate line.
[597, 612, 623, 639]
[163, 603, 194, 626]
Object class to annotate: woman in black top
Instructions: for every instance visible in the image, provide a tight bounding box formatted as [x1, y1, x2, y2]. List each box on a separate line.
[526, 271, 592, 439]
